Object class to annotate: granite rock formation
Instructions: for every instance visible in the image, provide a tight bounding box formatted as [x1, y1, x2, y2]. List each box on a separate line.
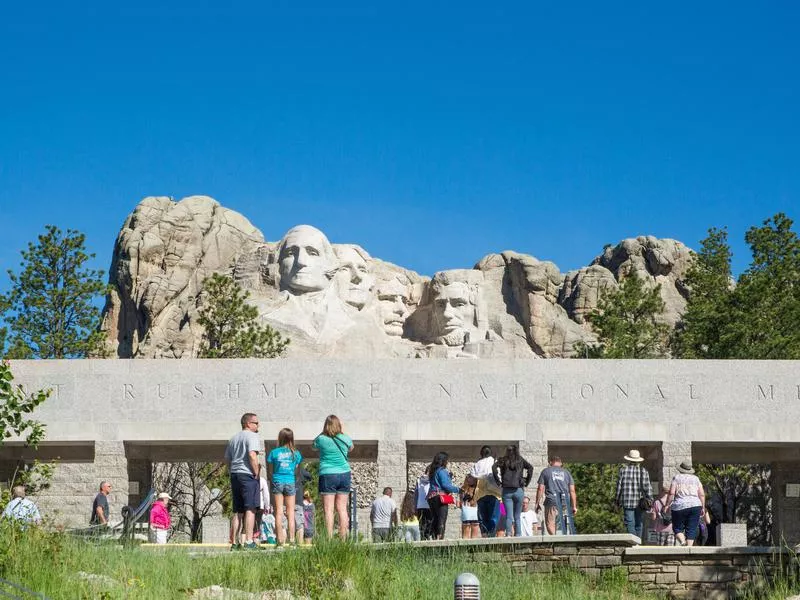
[101, 196, 693, 359]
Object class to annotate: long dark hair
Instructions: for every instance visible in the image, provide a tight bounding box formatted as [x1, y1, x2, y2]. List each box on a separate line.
[499, 444, 522, 471]
[427, 451, 449, 476]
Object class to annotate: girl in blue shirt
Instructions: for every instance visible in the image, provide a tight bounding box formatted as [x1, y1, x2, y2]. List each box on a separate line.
[267, 428, 302, 545]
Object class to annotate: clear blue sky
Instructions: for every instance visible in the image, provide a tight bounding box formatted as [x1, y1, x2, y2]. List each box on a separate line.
[1, 2, 798, 288]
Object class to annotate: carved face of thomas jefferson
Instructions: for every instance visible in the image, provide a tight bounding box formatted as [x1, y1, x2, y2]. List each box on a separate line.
[335, 245, 375, 310]
[278, 225, 336, 294]
[430, 271, 481, 346]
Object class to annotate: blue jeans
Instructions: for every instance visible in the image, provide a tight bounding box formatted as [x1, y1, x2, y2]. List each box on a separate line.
[623, 507, 644, 539]
[502, 487, 525, 537]
[477, 495, 499, 537]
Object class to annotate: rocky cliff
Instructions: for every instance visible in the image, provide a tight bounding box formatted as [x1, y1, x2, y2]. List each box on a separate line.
[101, 196, 693, 359]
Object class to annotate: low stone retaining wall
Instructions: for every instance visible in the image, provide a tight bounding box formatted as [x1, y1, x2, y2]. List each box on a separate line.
[408, 535, 798, 599]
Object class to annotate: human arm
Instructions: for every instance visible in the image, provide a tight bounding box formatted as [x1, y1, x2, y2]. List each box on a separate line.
[614, 468, 623, 507]
[522, 459, 534, 487]
[644, 468, 653, 499]
[569, 484, 578, 515]
[666, 481, 677, 508]
[698, 481, 706, 514]
[249, 451, 261, 479]
[491, 461, 502, 487]
[436, 469, 460, 494]
[95, 502, 107, 525]
[535, 483, 545, 511]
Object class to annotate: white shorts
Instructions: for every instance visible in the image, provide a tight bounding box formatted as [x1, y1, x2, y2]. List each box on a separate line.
[151, 528, 169, 544]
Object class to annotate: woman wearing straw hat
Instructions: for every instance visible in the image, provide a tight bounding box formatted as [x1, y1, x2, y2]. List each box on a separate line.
[666, 462, 706, 546]
[615, 449, 652, 540]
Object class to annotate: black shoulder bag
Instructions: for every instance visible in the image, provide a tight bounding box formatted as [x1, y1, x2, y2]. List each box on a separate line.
[637, 466, 653, 511]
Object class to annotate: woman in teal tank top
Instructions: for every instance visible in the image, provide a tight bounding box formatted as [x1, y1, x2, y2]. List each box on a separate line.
[312, 414, 353, 538]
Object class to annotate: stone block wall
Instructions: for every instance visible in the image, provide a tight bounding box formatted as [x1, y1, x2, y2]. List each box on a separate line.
[404, 537, 797, 600]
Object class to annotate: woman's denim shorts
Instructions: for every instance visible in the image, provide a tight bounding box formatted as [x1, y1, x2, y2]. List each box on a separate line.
[318, 471, 351, 495]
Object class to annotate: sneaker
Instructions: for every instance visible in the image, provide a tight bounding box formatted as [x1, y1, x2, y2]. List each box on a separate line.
[243, 542, 259, 550]
[231, 543, 242, 551]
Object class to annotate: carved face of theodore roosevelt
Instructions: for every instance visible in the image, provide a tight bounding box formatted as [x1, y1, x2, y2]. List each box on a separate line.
[376, 278, 411, 336]
[278, 225, 336, 294]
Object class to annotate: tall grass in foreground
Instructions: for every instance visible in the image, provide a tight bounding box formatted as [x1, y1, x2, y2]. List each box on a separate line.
[2, 523, 791, 600]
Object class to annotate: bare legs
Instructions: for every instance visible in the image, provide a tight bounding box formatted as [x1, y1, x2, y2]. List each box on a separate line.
[322, 492, 350, 538]
[322, 493, 336, 537]
[285, 494, 296, 543]
[335, 493, 349, 539]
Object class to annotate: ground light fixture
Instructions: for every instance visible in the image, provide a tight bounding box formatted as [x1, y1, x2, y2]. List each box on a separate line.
[454, 572, 480, 599]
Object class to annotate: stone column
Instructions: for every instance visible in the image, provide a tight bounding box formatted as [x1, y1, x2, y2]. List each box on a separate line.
[94, 441, 131, 515]
[659, 441, 692, 489]
[770, 461, 800, 545]
[520, 439, 548, 477]
[376, 438, 407, 495]
[35, 441, 129, 527]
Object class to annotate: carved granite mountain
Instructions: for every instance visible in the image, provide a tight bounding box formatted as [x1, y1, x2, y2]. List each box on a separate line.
[101, 196, 693, 359]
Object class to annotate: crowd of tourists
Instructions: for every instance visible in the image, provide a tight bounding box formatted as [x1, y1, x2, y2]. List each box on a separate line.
[0, 411, 716, 549]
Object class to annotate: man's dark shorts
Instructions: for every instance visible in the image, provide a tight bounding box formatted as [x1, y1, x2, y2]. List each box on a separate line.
[230, 472, 260, 513]
[318, 471, 351, 495]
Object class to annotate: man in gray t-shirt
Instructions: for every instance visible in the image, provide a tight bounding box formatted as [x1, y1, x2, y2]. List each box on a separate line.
[370, 487, 398, 542]
[535, 457, 577, 534]
[225, 413, 263, 549]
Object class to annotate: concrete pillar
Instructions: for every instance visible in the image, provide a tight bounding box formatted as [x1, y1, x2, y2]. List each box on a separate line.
[34, 441, 129, 528]
[376, 438, 407, 495]
[770, 461, 800, 545]
[660, 441, 693, 489]
[520, 439, 548, 480]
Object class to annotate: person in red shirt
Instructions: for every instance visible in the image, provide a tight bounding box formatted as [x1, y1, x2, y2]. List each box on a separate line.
[149, 492, 172, 544]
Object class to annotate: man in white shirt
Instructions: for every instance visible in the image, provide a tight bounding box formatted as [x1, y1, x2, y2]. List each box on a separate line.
[2, 486, 41, 525]
[370, 487, 398, 542]
[519, 496, 540, 536]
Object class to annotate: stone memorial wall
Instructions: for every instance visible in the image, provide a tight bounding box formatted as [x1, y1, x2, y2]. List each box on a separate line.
[4, 357, 800, 543]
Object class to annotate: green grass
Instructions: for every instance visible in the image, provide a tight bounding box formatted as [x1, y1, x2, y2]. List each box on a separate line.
[0, 523, 682, 599]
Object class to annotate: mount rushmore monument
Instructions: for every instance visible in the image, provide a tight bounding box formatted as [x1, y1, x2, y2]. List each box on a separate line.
[100, 195, 693, 359]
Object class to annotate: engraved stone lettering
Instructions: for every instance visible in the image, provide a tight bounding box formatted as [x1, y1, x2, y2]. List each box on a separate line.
[336, 383, 346, 399]
[298, 383, 312, 399]
[124, 383, 135, 401]
[439, 384, 452, 398]
[758, 384, 775, 401]
[370, 382, 381, 399]
[228, 383, 240, 400]
[193, 384, 203, 399]
[157, 383, 168, 399]
[49, 383, 64, 400]
[514, 383, 523, 399]
[261, 383, 278, 399]
[689, 384, 699, 400]
[615, 383, 629, 399]
[547, 383, 555, 400]
[479, 384, 489, 400]
[580, 384, 594, 400]
[656, 384, 668, 400]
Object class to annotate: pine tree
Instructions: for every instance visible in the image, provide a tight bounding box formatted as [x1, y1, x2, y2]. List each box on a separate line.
[197, 273, 289, 359]
[583, 273, 669, 358]
[725, 213, 800, 359]
[3, 226, 106, 358]
[672, 227, 734, 358]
